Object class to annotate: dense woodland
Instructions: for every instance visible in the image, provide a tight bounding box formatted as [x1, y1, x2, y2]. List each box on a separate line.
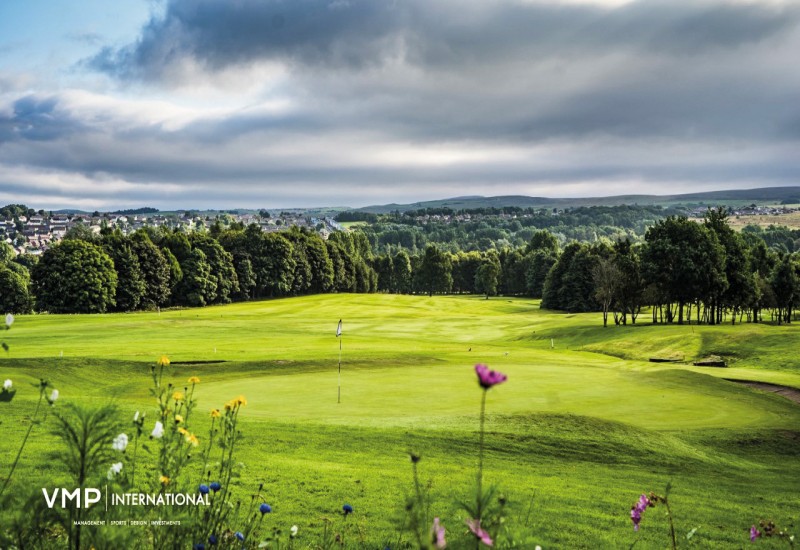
[2, 205, 800, 326]
[349, 205, 682, 253]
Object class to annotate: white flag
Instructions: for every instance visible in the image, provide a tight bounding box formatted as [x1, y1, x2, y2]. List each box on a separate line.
[336, 319, 342, 337]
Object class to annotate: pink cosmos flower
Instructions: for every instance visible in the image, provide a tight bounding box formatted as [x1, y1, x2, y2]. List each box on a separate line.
[466, 518, 493, 546]
[475, 364, 507, 390]
[431, 517, 446, 548]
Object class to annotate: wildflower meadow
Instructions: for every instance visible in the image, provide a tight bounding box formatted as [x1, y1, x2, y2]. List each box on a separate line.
[1, 294, 798, 548]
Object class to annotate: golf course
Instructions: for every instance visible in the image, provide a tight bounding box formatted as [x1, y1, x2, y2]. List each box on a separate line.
[1, 294, 799, 548]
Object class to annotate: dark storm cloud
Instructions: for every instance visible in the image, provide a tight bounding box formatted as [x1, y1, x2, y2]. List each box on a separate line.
[91, 0, 799, 77]
[0, 95, 87, 142]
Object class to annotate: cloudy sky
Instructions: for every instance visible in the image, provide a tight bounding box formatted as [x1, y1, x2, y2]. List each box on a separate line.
[0, 0, 799, 210]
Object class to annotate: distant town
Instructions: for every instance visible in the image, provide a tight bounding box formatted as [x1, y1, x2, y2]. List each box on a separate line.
[0, 209, 345, 256]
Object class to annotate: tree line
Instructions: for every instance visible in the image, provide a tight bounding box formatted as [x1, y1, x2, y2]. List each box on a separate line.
[1, 208, 799, 325]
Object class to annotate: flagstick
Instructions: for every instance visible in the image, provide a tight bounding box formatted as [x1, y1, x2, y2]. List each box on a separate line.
[338, 335, 342, 404]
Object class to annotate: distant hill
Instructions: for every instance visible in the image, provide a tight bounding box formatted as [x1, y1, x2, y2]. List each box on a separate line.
[358, 186, 800, 214]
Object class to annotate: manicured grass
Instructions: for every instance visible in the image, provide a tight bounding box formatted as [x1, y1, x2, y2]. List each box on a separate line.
[1, 295, 799, 548]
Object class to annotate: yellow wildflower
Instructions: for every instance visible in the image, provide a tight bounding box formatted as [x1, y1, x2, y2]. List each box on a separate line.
[157, 356, 170, 367]
[187, 434, 199, 447]
[224, 401, 233, 411]
[172, 391, 185, 402]
[159, 475, 170, 485]
[188, 376, 200, 384]
[210, 409, 221, 418]
[235, 395, 247, 407]
[174, 414, 184, 424]
[177, 427, 189, 436]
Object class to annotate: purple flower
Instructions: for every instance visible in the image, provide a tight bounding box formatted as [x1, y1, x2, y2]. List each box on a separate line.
[630, 494, 650, 531]
[466, 519, 493, 546]
[193, 545, 205, 550]
[750, 525, 761, 542]
[475, 364, 507, 390]
[235, 532, 245, 541]
[431, 517, 446, 549]
[209, 481, 221, 493]
[259, 503, 272, 514]
[631, 507, 642, 531]
[199, 484, 209, 495]
[343, 503, 353, 515]
[208, 535, 218, 545]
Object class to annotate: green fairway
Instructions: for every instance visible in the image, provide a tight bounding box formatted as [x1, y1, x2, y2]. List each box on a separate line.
[2, 294, 799, 548]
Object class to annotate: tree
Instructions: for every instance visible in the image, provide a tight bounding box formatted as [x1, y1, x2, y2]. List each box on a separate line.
[704, 207, 756, 324]
[190, 233, 239, 303]
[103, 233, 146, 311]
[525, 250, 557, 298]
[286, 229, 333, 294]
[326, 241, 355, 292]
[0, 266, 32, 313]
[542, 242, 581, 310]
[130, 233, 171, 309]
[0, 242, 13, 263]
[260, 233, 296, 297]
[612, 240, 645, 324]
[392, 250, 413, 294]
[770, 255, 797, 324]
[525, 230, 559, 255]
[373, 254, 394, 292]
[161, 247, 183, 301]
[415, 245, 452, 296]
[232, 254, 256, 300]
[642, 217, 726, 324]
[173, 248, 216, 307]
[451, 251, 481, 294]
[475, 254, 501, 299]
[593, 257, 621, 327]
[499, 248, 527, 295]
[560, 244, 605, 313]
[32, 240, 117, 313]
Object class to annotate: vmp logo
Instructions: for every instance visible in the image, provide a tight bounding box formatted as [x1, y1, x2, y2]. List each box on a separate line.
[42, 488, 102, 509]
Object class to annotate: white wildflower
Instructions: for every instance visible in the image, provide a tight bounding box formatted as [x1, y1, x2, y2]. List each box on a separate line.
[5, 313, 13, 327]
[290, 525, 298, 538]
[112, 433, 129, 452]
[3, 379, 11, 390]
[151, 421, 164, 439]
[107, 462, 123, 480]
[49, 389, 59, 403]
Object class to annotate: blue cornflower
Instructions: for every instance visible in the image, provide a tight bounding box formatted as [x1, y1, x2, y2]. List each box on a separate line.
[199, 484, 209, 495]
[193, 545, 205, 550]
[259, 503, 272, 514]
[235, 531, 245, 541]
[343, 504, 353, 515]
[208, 535, 218, 545]
[210, 481, 221, 493]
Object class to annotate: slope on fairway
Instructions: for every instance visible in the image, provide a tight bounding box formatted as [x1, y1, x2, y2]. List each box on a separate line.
[2, 294, 799, 548]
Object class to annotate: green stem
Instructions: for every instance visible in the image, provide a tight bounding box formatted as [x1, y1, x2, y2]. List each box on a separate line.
[131, 431, 139, 488]
[664, 498, 677, 550]
[475, 390, 487, 550]
[0, 389, 44, 499]
[477, 390, 486, 519]
[412, 461, 426, 549]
